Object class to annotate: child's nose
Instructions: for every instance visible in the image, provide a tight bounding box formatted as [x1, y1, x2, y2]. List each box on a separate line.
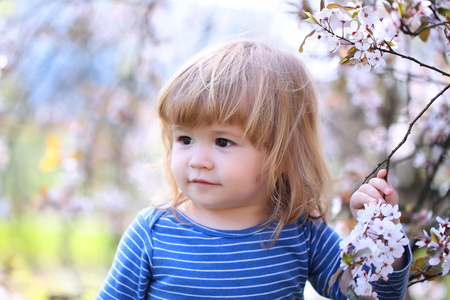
[188, 145, 213, 170]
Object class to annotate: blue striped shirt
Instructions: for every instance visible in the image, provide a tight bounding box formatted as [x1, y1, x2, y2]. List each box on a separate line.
[96, 207, 411, 299]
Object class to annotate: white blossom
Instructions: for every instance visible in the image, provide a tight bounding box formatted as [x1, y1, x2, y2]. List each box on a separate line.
[442, 256, 450, 276]
[354, 41, 370, 59]
[325, 34, 341, 52]
[415, 229, 431, 248]
[367, 49, 386, 68]
[358, 5, 377, 26]
[381, 204, 401, 220]
[339, 201, 406, 299]
[416, 216, 450, 276]
[347, 21, 364, 41]
[373, 17, 399, 44]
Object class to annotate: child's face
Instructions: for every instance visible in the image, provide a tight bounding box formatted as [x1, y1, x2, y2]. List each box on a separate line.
[170, 123, 269, 213]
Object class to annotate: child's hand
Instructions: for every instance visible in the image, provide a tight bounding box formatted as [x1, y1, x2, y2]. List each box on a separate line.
[350, 169, 399, 223]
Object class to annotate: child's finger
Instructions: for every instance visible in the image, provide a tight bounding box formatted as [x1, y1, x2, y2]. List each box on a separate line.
[368, 177, 393, 196]
[358, 184, 385, 202]
[350, 187, 382, 220]
[373, 169, 398, 205]
[350, 191, 371, 211]
[377, 169, 387, 180]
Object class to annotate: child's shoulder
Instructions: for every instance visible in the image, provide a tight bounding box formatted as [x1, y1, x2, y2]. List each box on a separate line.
[292, 215, 331, 234]
[133, 206, 170, 228]
[293, 214, 326, 226]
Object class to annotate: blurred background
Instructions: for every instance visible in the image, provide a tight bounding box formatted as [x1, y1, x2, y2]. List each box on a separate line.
[0, 0, 448, 299]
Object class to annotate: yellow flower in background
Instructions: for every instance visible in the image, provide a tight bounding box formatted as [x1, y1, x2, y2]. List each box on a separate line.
[39, 135, 61, 172]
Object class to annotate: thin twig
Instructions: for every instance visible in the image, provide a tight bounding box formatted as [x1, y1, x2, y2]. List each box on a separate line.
[363, 83, 450, 184]
[408, 271, 444, 287]
[381, 45, 450, 78]
[414, 135, 450, 212]
[324, 29, 450, 78]
[408, 21, 450, 36]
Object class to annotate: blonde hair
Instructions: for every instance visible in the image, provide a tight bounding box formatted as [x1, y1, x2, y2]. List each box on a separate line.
[156, 39, 330, 240]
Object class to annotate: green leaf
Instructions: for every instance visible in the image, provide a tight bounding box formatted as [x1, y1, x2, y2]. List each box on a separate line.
[437, 8, 450, 20]
[347, 288, 376, 300]
[426, 246, 443, 259]
[424, 268, 441, 279]
[340, 46, 357, 65]
[419, 28, 430, 42]
[303, 10, 319, 25]
[348, 46, 357, 53]
[304, 18, 318, 25]
[413, 257, 426, 269]
[340, 268, 354, 295]
[355, 247, 371, 258]
[341, 252, 354, 264]
[347, 288, 359, 300]
[397, 2, 406, 18]
[298, 30, 316, 53]
[327, 3, 359, 11]
[382, 1, 393, 13]
[328, 265, 344, 294]
[430, 230, 440, 243]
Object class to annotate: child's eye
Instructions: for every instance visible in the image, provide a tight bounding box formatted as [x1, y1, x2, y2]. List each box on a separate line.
[178, 136, 192, 145]
[215, 138, 233, 148]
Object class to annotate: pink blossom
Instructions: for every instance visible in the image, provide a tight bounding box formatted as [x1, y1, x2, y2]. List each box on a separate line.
[442, 257, 450, 275]
[373, 17, 399, 44]
[415, 229, 431, 248]
[371, 217, 393, 235]
[335, 10, 352, 24]
[367, 49, 386, 69]
[436, 216, 449, 227]
[339, 202, 406, 299]
[428, 252, 442, 266]
[315, 8, 333, 22]
[354, 277, 373, 296]
[389, 243, 406, 258]
[324, 34, 341, 52]
[354, 41, 370, 60]
[358, 5, 376, 26]
[385, 224, 405, 245]
[381, 204, 401, 220]
[377, 254, 394, 278]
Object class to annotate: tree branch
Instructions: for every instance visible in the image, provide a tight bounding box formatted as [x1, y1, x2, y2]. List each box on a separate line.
[408, 271, 444, 287]
[363, 83, 450, 184]
[324, 29, 450, 78]
[414, 135, 450, 212]
[380, 45, 450, 78]
[410, 21, 450, 36]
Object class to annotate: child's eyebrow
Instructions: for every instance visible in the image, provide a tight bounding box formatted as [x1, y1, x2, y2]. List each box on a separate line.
[171, 125, 245, 139]
[171, 125, 188, 132]
[210, 129, 243, 138]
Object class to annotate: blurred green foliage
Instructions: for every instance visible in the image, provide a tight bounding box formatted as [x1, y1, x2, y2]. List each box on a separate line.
[0, 213, 117, 298]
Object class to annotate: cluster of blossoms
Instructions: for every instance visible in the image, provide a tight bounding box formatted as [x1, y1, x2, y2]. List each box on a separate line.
[338, 201, 408, 299]
[303, 1, 398, 71]
[301, 0, 446, 71]
[415, 217, 450, 276]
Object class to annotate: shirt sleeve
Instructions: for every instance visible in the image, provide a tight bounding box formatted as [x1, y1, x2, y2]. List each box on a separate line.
[307, 219, 346, 300]
[96, 208, 155, 300]
[375, 240, 412, 299]
[306, 219, 412, 300]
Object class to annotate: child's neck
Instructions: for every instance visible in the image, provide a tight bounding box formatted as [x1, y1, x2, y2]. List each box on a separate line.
[178, 200, 270, 231]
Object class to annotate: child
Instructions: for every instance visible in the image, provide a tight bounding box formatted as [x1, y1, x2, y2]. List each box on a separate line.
[96, 39, 411, 299]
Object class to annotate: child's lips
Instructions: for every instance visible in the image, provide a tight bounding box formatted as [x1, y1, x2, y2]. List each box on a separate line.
[190, 178, 217, 185]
